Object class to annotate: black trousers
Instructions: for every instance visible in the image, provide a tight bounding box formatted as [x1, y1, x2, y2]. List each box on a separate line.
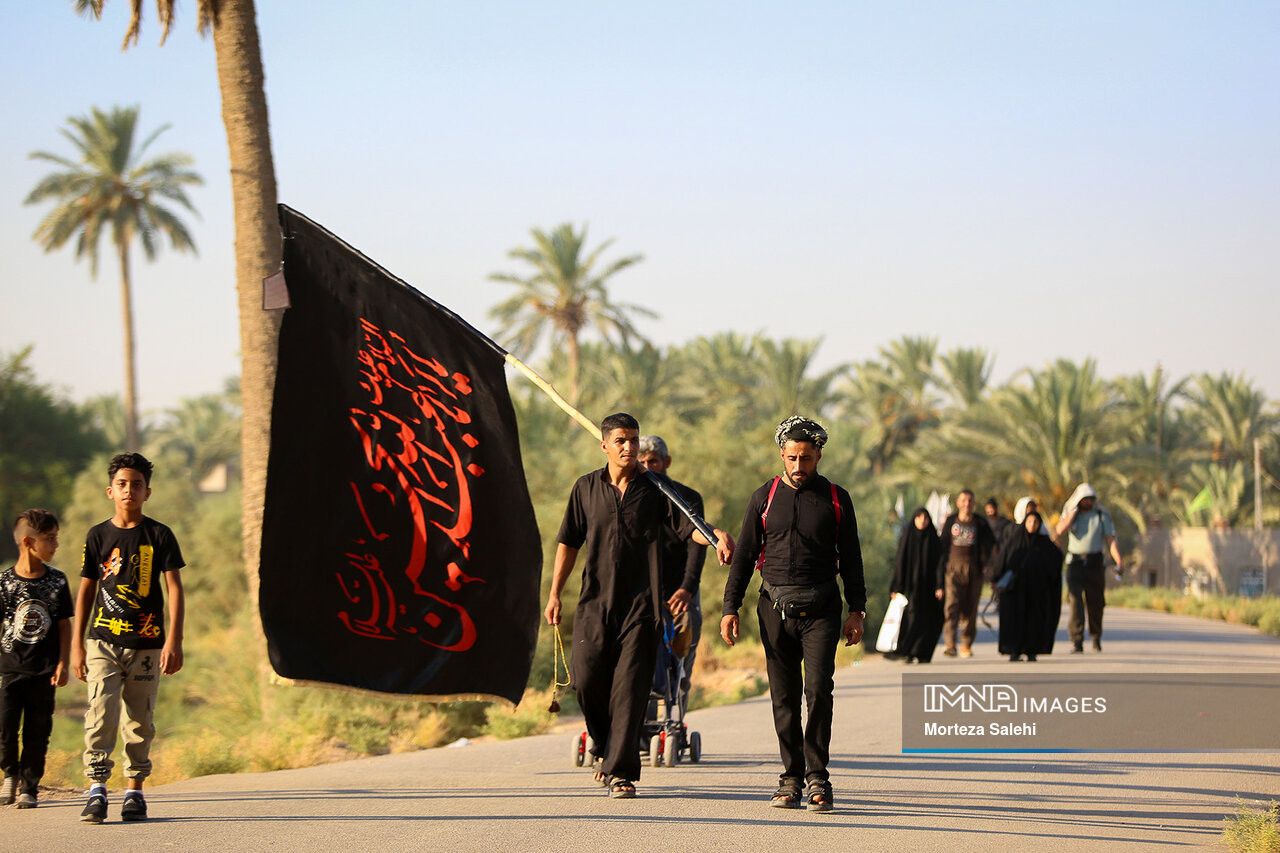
[572, 594, 656, 782]
[757, 590, 842, 783]
[0, 674, 56, 796]
[1066, 553, 1106, 645]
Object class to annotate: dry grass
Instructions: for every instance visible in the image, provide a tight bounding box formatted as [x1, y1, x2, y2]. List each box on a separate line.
[1223, 799, 1280, 853]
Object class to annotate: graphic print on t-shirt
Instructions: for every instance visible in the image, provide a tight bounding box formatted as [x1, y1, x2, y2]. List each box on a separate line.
[103, 548, 123, 578]
[97, 545, 156, 614]
[951, 521, 977, 548]
[0, 567, 72, 674]
[12, 599, 52, 645]
[83, 519, 183, 650]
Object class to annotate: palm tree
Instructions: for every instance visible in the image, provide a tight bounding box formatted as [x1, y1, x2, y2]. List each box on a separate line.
[908, 359, 1139, 525]
[153, 391, 242, 484]
[671, 332, 762, 422]
[489, 223, 654, 400]
[1180, 461, 1247, 528]
[73, 0, 281, 645]
[754, 337, 847, 422]
[1184, 372, 1278, 466]
[26, 105, 201, 450]
[573, 340, 683, 421]
[1179, 372, 1279, 529]
[937, 346, 994, 409]
[880, 335, 940, 410]
[1111, 365, 1193, 525]
[81, 393, 134, 450]
[840, 336, 940, 477]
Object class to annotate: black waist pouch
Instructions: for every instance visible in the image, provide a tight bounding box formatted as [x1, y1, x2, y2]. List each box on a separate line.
[764, 579, 839, 620]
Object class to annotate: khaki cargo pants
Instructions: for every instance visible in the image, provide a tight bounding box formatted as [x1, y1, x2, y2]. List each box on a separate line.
[83, 639, 162, 783]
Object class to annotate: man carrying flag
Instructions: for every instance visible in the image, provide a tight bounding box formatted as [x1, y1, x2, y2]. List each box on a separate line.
[545, 413, 733, 799]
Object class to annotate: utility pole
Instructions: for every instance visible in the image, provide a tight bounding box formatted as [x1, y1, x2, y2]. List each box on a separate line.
[1256, 437, 1264, 532]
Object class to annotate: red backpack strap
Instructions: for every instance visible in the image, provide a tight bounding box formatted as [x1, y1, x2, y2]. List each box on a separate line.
[754, 477, 782, 571]
[831, 482, 842, 569]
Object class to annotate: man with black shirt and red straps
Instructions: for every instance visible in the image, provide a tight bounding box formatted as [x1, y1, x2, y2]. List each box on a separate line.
[720, 416, 865, 814]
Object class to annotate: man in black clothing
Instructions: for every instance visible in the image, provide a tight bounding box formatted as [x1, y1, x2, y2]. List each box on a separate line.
[721, 416, 866, 813]
[984, 497, 1011, 541]
[984, 497, 1011, 581]
[545, 413, 732, 799]
[637, 435, 707, 715]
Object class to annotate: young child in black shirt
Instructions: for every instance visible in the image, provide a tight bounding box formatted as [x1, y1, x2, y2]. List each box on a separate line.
[0, 509, 72, 809]
[72, 452, 186, 823]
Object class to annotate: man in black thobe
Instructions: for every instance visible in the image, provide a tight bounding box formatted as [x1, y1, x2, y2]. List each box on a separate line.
[545, 413, 732, 799]
[721, 416, 866, 813]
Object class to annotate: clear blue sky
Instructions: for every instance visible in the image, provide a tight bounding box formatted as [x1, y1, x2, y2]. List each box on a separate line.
[3, 1, 1277, 415]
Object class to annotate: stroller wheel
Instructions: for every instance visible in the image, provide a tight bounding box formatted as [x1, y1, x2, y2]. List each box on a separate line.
[663, 733, 678, 767]
[689, 731, 702, 763]
[572, 731, 586, 767]
[649, 734, 663, 767]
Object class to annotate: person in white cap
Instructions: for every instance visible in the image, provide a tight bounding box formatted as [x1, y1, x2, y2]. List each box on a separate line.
[1055, 484, 1124, 652]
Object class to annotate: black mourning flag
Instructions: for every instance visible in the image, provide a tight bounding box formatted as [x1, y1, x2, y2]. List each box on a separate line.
[260, 206, 542, 703]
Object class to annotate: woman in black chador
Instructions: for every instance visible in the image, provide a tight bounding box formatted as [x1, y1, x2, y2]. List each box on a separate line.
[888, 508, 944, 663]
[997, 511, 1063, 661]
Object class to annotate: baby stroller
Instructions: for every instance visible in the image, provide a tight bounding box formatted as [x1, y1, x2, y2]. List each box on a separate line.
[570, 617, 703, 768]
[641, 616, 702, 766]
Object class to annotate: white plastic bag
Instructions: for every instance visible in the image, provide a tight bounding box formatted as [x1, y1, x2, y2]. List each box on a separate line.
[876, 592, 908, 653]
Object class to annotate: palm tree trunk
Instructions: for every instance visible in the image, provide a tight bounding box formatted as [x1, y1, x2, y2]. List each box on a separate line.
[118, 241, 139, 450]
[568, 335, 581, 402]
[210, 0, 281, 648]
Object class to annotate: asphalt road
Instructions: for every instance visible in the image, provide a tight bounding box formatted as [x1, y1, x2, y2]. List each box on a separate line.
[5, 605, 1279, 852]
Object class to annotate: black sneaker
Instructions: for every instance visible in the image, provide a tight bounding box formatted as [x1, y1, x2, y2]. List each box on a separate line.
[120, 793, 148, 822]
[1071, 643, 1084, 654]
[80, 791, 107, 824]
[1092, 639, 1102, 652]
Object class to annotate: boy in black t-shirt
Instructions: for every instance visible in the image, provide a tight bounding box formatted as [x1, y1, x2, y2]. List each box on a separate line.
[1, 509, 72, 809]
[72, 453, 186, 824]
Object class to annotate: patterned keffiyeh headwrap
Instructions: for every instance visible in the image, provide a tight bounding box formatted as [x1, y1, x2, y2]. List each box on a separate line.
[775, 416, 828, 448]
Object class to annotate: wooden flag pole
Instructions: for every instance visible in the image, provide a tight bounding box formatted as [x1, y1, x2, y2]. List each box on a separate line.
[502, 352, 720, 546]
[503, 353, 602, 440]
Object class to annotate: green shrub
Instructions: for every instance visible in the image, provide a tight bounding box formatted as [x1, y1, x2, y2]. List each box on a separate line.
[175, 731, 247, 778]
[1112, 589, 1280, 639]
[483, 689, 556, 740]
[1223, 799, 1280, 853]
[1258, 610, 1280, 636]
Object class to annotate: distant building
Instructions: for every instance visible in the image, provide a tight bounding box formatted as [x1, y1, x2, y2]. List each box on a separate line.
[1131, 528, 1280, 598]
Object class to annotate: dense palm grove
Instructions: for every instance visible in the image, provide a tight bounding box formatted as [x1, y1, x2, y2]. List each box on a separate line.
[486, 224, 1279, 636]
